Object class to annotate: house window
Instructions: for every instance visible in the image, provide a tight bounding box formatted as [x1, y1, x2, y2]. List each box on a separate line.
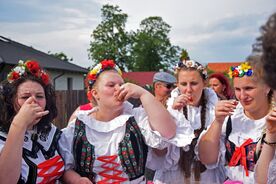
[67, 77, 73, 90]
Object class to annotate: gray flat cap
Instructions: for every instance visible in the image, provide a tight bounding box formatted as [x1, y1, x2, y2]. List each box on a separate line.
[153, 72, 176, 84]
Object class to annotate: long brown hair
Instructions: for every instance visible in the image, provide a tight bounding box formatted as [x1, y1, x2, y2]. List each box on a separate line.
[0, 75, 57, 134]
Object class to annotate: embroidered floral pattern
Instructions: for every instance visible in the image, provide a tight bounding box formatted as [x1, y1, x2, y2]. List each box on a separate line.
[73, 120, 96, 181]
[72, 117, 147, 182]
[118, 117, 148, 180]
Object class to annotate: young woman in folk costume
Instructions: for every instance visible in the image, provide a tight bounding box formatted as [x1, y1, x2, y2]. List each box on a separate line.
[254, 12, 276, 184]
[198, 57, 273, 183]
[152, 59, 224, 184]
[0, 60, 64, 184]
[59, 59, 192, 183]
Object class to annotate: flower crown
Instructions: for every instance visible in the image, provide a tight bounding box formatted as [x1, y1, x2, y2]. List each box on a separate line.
[86, 59, 122, 87]
[176, 59, 208, 79]
[7, 60, 50, 85]
[228, 62, 253, 79]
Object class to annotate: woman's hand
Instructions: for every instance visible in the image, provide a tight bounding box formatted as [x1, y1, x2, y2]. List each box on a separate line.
[214, 100, 238, 124]
[266, 107, 276, 134]
[114, 83, 149, 101]
[12, 97, 49, 130]
[172, 94, 192, 110]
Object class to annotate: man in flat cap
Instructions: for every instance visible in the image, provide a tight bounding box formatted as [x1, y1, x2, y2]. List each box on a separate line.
[152, 71, 176, 106]
[144, 71, 176, 182]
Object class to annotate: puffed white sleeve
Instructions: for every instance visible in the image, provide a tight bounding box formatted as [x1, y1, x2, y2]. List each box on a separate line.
[166, 89, 195, 148]
[0, 139, 4, 153]
[150, 94, 195, 172]
[205, 88, 218, 126]
[58, 121, 76, 171]
[0, 132, 7, 153]
[131, 99, 195, 149]
[131, 106, 169, 149]
[167, 105, 195, 148]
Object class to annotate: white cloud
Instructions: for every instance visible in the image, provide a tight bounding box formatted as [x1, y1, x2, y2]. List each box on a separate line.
[0, 0, 275, 68]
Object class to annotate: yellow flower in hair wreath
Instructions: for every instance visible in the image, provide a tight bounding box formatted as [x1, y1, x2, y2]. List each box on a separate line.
[240, 62, 251, 72]
[228, 62, 253, 79]
[90, 63, 102, 75]
[228, 70, 233, 79]
[86, 59, 122, 86]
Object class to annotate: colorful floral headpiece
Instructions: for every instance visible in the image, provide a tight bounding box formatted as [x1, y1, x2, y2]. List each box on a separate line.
[176, 60, 208, 80]
[228, 62, 253, 79]
[86, 59, 122, 87]
[7, 60, 50, 85]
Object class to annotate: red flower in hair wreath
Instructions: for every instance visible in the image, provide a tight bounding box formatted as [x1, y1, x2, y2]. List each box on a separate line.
[86, 59, 122, 86]
[7, 60, 50, 85]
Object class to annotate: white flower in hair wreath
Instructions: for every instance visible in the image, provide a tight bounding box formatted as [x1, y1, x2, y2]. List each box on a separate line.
[185, 60, 196, 67]
[12, 60, 26, 75]
[182, 60, 208, 79]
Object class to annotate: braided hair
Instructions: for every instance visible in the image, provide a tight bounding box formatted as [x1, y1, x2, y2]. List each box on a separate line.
[179, 89, 207, 181]
[175, 60, 209, 181]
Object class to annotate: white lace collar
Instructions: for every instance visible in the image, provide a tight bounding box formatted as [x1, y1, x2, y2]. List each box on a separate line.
[76, 101, 135, 133]
[228, 103, 266, 144]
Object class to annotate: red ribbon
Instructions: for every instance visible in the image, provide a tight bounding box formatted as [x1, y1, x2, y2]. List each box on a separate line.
[228, 138, 253, 177]
[97, 155, 128, 184]
[37, 155, 64, 184]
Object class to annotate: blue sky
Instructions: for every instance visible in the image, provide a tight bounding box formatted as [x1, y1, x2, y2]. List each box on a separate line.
[1, 0, 275, 68]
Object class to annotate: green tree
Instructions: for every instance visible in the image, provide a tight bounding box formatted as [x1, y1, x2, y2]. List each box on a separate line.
[88, 4, 131, 71]
[130, 16, 180, 71]
[48, 51, 73, 62]
[180, 49, 190, 61]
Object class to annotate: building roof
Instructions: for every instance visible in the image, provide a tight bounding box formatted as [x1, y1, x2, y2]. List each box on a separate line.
[123, 72, 156, 86]
[0, 36, 88, 73]
[207, 62, 242, 73]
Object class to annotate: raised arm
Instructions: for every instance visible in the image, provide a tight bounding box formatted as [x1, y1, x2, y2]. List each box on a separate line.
[0, 97, 49, 184]
[198, 100, 237, 165]
[116, 83, 176, 139]
[255, 108, 276, 184]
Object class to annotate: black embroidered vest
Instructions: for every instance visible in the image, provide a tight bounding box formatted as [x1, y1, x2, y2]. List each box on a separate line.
[224, 117, 264, 171]
[73, 116, 148, 182]
[0, 128, 63, 184]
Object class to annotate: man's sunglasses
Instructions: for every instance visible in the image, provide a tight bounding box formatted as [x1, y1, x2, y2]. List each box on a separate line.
[162, 83, 175, 89]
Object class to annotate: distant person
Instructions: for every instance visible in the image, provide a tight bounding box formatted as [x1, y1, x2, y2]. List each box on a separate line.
[145, 71, 176, 181]
[152, 71, 176, 106]
[208, 72, 233, 100]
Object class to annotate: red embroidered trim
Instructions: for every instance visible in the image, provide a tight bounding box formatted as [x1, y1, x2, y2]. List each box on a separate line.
[228, 138, 253, 176]
[97, 155, 127, 184]
[37, 155, 64, 184]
